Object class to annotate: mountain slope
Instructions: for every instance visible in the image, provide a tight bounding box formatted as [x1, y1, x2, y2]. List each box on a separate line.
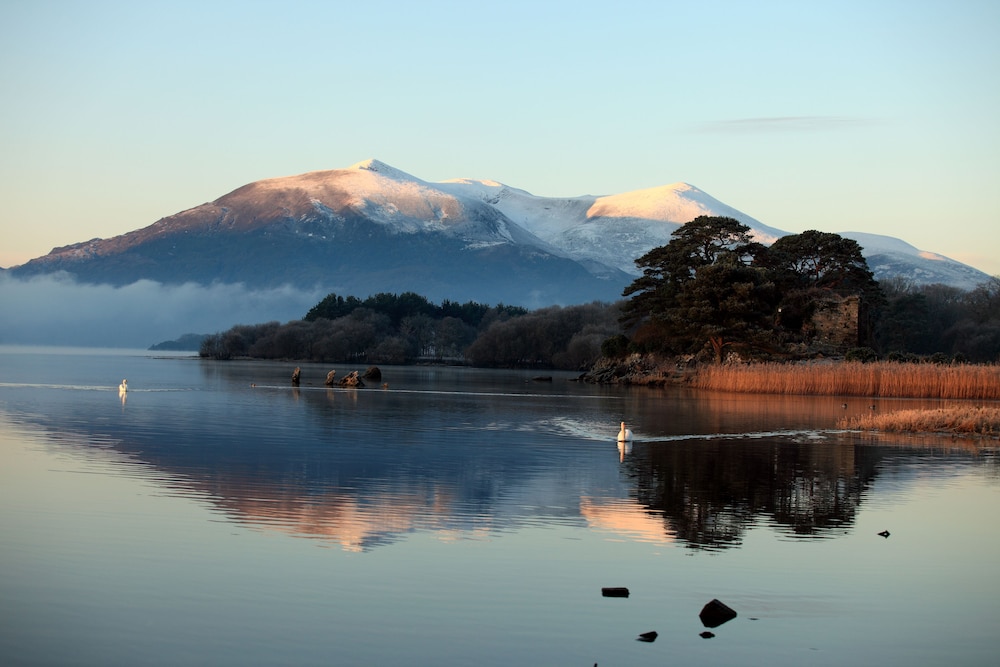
[11, 159, 991, 304]
[838, 231, 990, 289]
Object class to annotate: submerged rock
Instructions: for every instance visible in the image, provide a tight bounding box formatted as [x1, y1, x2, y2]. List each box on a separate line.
[636, 631, 658, 642]
[601, 587, 629, 598]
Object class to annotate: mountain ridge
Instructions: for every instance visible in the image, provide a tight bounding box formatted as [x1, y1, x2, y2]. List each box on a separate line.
[11, 159, 991, 304]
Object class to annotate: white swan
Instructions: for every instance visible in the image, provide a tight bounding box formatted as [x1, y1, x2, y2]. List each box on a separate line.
[617, 421, 632, 442]
[118, 379, 128, 393]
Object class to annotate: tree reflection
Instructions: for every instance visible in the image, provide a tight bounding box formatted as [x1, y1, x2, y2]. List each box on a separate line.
[624, 439, 876, 549]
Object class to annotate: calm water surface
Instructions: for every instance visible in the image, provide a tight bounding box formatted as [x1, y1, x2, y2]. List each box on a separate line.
[1, 347, 998, 666]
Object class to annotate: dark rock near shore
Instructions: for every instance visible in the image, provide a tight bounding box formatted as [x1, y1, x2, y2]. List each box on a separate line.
[362, 366, 382, 381]
[580, 353, 690, 386]
[601, 587, 629, 598]
[700, 599, 738, 628]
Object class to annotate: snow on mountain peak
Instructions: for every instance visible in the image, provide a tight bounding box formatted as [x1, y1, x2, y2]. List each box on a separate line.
[348, 158, 422, 183]
[587, 182, 709, 222]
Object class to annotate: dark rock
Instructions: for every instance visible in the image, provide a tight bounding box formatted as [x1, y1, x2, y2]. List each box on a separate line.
[601, 587, 629, 598]
[878, 530, 890, 538]
[531, 376, 553, 382]
[699, 599, 737, 628]
[338, 371, 365, 388]
[362, 366, 381, 381]
[325, 370, 337, 386]
[636, 631, 657, 642]
[699, 631, 715, 639]
[291, 367, 301, 385]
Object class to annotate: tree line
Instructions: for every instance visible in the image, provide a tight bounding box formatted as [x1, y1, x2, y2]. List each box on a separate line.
[873, 275, 1000, 362]
[200, 217, 999, 367]
[200, 292, 622, 369]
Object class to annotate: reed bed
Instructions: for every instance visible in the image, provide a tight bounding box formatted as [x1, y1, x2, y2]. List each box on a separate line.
[838, 405, 1000, 437]
[690, 361, 1000, 400]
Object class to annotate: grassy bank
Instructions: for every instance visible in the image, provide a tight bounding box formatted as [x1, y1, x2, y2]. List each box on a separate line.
[838, 406, 1000, 437]
[690, 361, 1000, 400]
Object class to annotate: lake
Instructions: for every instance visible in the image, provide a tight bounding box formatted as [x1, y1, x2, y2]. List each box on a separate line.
[1, 346, 997, 666]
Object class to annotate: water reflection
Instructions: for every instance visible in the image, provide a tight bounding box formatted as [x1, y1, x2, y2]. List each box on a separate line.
[1, 356, 996, 555]
[579, 496, 672, 545]
[617, 438, 631, 462]
[623, 436, 865, 549]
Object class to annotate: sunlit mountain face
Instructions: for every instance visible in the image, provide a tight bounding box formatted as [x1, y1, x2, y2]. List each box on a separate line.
[10, 158, 991, 308]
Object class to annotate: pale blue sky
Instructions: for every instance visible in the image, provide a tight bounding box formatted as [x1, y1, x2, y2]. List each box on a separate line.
[2, 0, 998, 276]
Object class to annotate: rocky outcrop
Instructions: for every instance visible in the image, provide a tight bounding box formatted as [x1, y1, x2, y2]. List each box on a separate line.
[362, 366, 381, 381]
[325, 370, 337, 386]
[338, 371, 365, 388]
[580, 353, 691, 386]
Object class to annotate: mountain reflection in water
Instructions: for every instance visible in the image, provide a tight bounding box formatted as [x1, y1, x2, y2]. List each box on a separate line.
[3, 349, 1000, 667]
[2, 355, 993, 553]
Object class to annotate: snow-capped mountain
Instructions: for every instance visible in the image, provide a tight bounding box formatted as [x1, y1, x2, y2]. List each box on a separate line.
[10, 159, 991, 307]
[837, 232, 990, 289]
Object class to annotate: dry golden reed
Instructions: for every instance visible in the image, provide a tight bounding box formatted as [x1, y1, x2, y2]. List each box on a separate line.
[690, 361, 1000, 400]
[838, 406, 1000, 436]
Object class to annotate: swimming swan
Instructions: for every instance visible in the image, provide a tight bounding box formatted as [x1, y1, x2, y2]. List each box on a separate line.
[118, 379, 128, 393]
[617, 421, 632, 442]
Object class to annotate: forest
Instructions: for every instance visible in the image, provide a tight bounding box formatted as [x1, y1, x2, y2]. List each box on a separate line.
[199, 292, 622, 369]
[200, 218, 1000, 368]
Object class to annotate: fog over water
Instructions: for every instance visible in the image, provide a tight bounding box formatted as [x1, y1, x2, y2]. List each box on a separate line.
[0, 273, 328, 348]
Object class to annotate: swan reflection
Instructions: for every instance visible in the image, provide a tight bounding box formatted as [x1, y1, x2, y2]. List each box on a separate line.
[617, 438, 631, 462]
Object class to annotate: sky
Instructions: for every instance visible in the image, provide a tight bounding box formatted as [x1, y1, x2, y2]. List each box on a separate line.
[1, 0, 998, 276]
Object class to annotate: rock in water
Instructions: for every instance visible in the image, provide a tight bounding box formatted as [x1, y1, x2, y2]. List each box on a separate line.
[601, 587, 630, 598]
[325, 370, 337, 386]
[338, 371, 365, 388]
[291, 367, 301, 385]
[699, 599, 737, 628]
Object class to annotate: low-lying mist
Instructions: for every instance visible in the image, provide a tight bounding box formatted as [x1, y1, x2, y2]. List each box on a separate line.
[0, 273, 328, 349]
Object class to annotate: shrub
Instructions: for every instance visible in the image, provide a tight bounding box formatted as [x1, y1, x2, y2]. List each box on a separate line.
[845, 347, 879, 362]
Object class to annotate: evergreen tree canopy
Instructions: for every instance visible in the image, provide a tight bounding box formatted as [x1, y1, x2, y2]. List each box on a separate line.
[620, 218, 882, 361]
[667, 258, 778, 363]
[763, 230, 879, 296]
[621, 216, 766, 330]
